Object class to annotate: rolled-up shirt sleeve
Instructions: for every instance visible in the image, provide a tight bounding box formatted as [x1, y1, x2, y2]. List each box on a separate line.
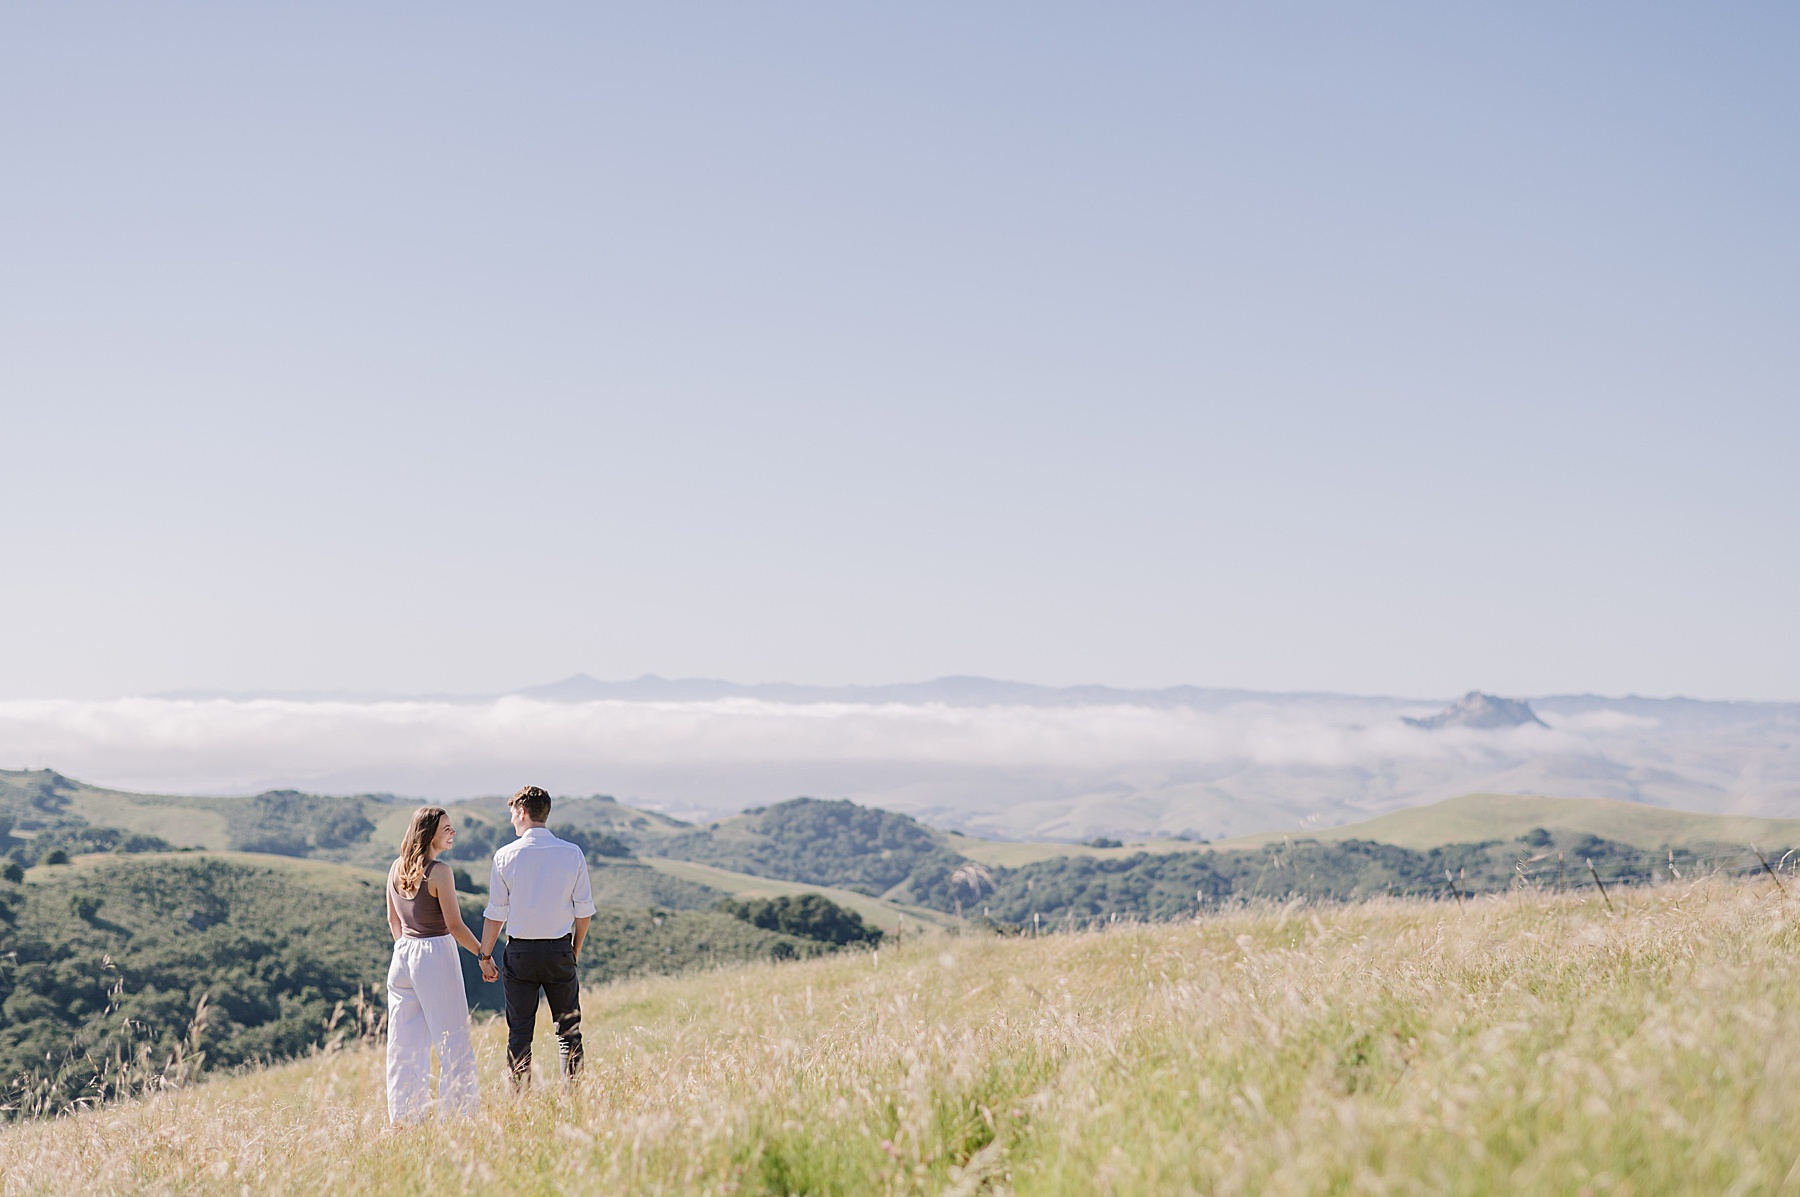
[483, 854, 510, 924]
[570, 851, 597, 919]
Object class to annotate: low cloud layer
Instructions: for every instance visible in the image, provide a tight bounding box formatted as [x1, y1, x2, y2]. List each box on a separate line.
[1, 694, 1579, 796]
[4, 693, 1795, 837]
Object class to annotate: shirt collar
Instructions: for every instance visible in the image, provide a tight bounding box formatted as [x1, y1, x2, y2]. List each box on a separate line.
[519, 826, 552, 839]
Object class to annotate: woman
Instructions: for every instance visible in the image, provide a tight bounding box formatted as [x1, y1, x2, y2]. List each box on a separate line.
[384, 806, 486, 1122]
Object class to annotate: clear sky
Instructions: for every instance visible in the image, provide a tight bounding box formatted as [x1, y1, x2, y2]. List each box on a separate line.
[2, 3, 1796, 702]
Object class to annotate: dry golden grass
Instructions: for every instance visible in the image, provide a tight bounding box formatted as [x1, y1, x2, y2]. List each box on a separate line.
[4, 879, 1799, 1195]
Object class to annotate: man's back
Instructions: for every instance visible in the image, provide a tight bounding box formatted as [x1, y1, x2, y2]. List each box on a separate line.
[485, 827, 595, 941]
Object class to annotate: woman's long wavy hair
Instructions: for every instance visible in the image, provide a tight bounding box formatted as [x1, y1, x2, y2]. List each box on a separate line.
[396, 806, 449, 897]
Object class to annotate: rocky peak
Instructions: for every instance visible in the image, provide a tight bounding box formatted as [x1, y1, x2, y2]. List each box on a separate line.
[1403, 691, 1548, 731]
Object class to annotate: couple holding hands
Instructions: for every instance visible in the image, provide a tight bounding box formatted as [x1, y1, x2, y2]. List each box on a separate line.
[382, 785, 597, 1122]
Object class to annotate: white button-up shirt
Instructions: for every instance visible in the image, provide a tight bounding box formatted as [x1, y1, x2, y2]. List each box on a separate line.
[483, 827, 597, 939]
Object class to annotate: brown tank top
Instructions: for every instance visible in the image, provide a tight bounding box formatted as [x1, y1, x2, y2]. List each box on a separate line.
[391, 862, 450, 938]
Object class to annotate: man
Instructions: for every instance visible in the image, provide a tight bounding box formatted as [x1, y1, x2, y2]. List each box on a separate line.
[479, 785, 596, 1084]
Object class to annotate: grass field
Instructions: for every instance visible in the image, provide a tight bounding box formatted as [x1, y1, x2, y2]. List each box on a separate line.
[4, 878, 1798, 1195]
[1213, 792, 1800, 852]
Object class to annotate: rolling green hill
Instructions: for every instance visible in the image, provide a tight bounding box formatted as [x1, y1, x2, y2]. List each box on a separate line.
[6, 770, 947, 927]
[1, 769, 402, 869]
[24, 766, 1800, 931]
[59, 781, 234, 850]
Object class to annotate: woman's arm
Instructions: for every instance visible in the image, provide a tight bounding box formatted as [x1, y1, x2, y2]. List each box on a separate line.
[430, 863, 484, 956]
[385, 864, 403, 942]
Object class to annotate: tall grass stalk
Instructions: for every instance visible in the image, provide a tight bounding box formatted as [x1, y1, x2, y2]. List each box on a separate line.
[4, 882, 1799, 1195]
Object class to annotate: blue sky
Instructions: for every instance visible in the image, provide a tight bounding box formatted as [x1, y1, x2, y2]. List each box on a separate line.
[2, 3, 1796, 701]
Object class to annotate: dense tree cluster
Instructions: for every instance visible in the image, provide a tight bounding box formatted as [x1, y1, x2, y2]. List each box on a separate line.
[714, 893, 883, 947]
[226, 791, 376, 856]
[659, 798, 966, 901]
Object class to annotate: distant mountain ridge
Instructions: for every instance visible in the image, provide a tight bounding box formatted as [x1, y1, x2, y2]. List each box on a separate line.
[517, 676, 1800, 720]
[513, 673, 1328, 708]
[149, 672, 1799, 718]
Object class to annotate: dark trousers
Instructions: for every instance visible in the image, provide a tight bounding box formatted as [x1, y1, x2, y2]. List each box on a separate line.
[501, 936, 582, 1082]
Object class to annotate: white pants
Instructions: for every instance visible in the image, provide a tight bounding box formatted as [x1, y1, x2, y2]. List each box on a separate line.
[385, 934, 480, 1122]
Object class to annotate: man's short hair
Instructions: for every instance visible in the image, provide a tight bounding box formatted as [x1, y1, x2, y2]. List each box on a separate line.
[510, 785, 552, 823]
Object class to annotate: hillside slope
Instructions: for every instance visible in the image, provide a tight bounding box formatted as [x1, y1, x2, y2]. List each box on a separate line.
[2, 883, 1796, 1195]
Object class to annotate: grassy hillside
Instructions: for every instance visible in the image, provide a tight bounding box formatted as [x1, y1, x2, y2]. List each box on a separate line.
[0, 769, 405, 868]
[642, 857, 952, 935]
[59, 782, 234, 850]
[3, 881, 1798, 1194]
[1215, 792, 1800, 852]
[2, 767, 227, 850]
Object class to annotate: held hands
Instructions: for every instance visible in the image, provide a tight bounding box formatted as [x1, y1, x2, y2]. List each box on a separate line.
[479, 954, 500, 983]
